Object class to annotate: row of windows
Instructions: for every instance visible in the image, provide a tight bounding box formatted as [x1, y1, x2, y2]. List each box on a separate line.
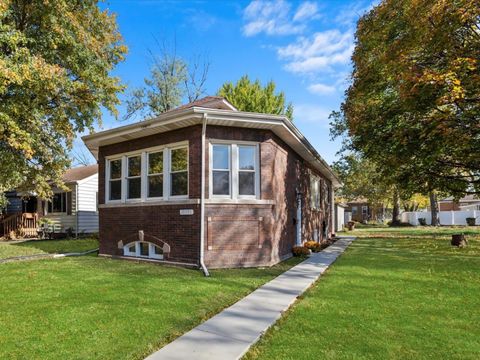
[107, 145, 188, 202]
[105, 142, 260, 203]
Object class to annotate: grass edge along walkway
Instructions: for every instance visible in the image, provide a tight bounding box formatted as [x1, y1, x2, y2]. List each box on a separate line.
[145, 236, 356, 360]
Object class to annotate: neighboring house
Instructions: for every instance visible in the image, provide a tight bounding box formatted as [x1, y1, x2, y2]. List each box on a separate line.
[1, 165, 99, 237]
[346, 199, 371, 222]
[335, 202, 348, 232]
[439, 195, 480, 211]
[346, 199, 389, 223]
[83, 96, 341, 269]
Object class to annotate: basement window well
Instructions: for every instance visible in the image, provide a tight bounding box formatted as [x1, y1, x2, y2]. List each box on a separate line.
[123, 241, 163, 260]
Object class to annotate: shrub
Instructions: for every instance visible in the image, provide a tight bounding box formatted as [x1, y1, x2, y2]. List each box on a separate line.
[466, 218, 476, 226]
[304, 241, 323, 253]
[418, 218, 427, 226]
[292, 246, 310, 257]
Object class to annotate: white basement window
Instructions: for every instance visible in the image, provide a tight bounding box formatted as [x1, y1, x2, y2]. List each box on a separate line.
[210, 142, 259, 199]
[123, 241, 163, 260]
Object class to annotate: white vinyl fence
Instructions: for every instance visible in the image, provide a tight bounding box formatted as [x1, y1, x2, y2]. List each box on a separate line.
[401, 210, 479, 226]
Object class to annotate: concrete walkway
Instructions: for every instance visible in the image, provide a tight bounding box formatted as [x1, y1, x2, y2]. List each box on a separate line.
[146, 236, 356, 360]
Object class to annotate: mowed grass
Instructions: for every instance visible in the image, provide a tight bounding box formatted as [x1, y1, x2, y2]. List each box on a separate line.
[245, 227, 480, 360]
[0, 238, 98, 259]
[0, 255, 301, 360]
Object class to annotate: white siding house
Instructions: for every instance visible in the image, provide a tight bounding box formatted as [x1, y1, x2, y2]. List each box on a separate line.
[42, 165, 99, 234]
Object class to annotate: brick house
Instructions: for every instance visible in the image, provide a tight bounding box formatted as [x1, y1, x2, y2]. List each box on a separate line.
[83, 97, 340, 270]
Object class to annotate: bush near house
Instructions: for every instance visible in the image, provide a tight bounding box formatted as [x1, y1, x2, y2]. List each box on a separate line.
[292, 246, 310, 257]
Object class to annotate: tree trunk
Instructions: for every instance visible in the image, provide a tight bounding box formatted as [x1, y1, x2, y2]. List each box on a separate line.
[392, 190, 400, 225]
[430, 191, 439, 226]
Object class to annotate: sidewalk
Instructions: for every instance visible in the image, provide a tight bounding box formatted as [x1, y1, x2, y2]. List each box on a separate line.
[145, 236, 356, 360]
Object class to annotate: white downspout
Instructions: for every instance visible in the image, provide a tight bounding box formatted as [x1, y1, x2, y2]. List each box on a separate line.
[200, 114, 210, 277]
[75, 183, 79, 238]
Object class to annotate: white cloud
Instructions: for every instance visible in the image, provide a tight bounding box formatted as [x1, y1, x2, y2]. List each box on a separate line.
[278, 29, 354, 74]
[293, 2, 320, 22]
[242, 0, 320, 37]
[294, 103, 332, 127]
[308, 83, 336, 95]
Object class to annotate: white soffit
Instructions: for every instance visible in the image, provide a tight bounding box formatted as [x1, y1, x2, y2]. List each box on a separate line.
[82, 107, 341, 187]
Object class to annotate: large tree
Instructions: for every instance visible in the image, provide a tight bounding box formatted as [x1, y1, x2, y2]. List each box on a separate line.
[332, 153, 397, 222]
[218, 75, 293, 120]
[331, 0, 480, 225]
[125, 41, 209, 120]
[0, 0, 126, 207]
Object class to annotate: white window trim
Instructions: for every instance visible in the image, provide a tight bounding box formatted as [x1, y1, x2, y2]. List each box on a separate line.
[123, 241, 163, 260]
[209, 140, 260, 200]
[105, 141, 189, 204]
[310, 175, 320, 210]
[168, 145, 189, 199]
[126, 154, 142, 200]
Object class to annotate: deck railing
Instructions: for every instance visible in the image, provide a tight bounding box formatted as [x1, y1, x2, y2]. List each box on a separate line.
[1, 212, 38, 238]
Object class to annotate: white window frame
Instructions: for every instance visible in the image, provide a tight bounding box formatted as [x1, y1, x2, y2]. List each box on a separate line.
[104, 141, 188, 204]
[123, 241, 163, 260]
[146, 149, 166, 200]
[106, 157, 123, 203]
[209, 141, 260, 200]
[168, 145, 189, 199]
[126, 154, 142, 200]
[310, 175, 320, 209]
[210, 144, 232, 198]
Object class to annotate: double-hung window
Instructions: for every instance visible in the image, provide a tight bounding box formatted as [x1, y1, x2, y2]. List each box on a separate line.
[310, 176, 320, 209]
[127, 155, 142, 199]
[210, 142, 259, 199]
[170, 147, 188, 196]
[148, 151, 164, 198]
[212, 144, 231, 196]
[109, 158, 122, 201]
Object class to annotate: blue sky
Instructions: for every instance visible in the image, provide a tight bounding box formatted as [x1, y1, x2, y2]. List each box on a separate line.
[73, 0, 374, 165]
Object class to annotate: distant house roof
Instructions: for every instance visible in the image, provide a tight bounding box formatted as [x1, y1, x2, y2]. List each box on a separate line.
[63, 164, 98, 183]
[83, 96, 341, 187]
[440, 195, 480, 203]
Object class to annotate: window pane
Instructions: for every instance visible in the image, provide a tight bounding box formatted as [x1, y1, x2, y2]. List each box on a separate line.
[154, 245, 163, 255]
[110, 180, 121, 200]
[110, 159, 122, 179]
[149, 152, 163, 174]
[148, 175, 163, 197]
[171, 172, 188, 196]
[139, 242, 149, 256]
[239, 146, 255, 170]
[171, 148, 188, 172]
[212, 145, 229, 170]
[239, 172, 255, 195]
[52, 193, 63, 212]
[213, 171, 230, 195]
[128, 156, 141, 177]
[128, 178, 141, 199]
[128, 244, 135, 253]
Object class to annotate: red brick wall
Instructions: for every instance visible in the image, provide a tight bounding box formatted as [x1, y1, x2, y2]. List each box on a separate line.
[97, 124, 333, 268]
[99, 204, 200, 264]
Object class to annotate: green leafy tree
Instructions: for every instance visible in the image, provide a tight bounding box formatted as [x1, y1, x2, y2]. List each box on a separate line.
[0, 0, 126, 207]
[331, 0, 480, 225]
[332, 153, 395, 222]
[125, 41, 209, 119]
[217, 75, 293, 120]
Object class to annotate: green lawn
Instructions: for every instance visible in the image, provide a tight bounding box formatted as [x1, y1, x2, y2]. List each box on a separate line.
[245, 227, 480, 360]
[0, 255, 301, 360]
[0, 238, 98, 259]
